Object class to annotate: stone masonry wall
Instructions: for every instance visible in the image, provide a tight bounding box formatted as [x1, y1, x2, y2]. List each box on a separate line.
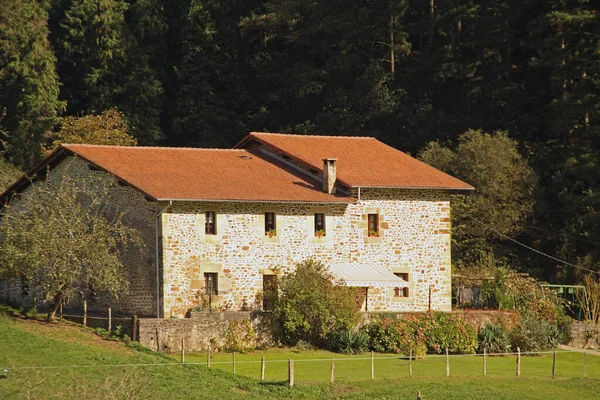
[0, 156, 159, 317]
[138, 312, 270, 352]
[162, 188, 452, 317]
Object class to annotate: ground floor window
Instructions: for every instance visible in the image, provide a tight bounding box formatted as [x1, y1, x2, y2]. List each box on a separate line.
[263, 274, 278, 310]
[204, 272, 218, 295]
[394, 272, 409, 297]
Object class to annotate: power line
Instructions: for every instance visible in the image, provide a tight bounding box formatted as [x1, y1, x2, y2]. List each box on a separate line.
[525, 225, 600, 246]
[467, 214, 600, 276]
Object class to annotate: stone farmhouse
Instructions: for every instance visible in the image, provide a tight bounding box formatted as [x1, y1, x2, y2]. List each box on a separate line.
[0, 132, 472, 318]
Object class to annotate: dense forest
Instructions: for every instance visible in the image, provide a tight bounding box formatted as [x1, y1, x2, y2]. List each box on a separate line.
[0, 0, 599, 282]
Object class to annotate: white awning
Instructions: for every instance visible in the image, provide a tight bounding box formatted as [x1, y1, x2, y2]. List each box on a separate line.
[327, 263, 409, 288]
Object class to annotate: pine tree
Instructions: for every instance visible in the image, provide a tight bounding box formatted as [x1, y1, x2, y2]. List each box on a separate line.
[0, 0, 65, 168]
[53, 0, 163, 144]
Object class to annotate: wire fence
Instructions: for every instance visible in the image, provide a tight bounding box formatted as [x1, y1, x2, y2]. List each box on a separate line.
[5, 348, 599, 385]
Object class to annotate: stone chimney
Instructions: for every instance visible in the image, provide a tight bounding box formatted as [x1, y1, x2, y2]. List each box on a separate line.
[322, 158, 337, 194]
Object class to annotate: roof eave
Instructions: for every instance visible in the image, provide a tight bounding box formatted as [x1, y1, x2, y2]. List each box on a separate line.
[354, 185, 475, 191]
[154, 197, 356, 204]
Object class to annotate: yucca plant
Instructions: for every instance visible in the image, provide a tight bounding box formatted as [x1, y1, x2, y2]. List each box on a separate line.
[328, 329, 369, 355]
[478, 324, 512, 354]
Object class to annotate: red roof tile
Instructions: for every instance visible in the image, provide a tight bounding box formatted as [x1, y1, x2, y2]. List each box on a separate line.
[237, 132, 473, 190]
[61, 144, 354, 203]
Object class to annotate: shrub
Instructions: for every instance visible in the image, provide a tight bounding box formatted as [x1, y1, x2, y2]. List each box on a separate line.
[223, 319, 257, 352]
[415, 313, 478, 354]
[478, 324, 512, 353]
[271, 259, 361, 347]
[328, 329, 369, 355]
[363, 313, 478, 355]
[511, 310, 555, 352]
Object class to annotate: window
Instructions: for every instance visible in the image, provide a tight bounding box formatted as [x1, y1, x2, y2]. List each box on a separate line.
[314, 213, 326, 236]
[394, 273, 409, 298]
[205, 211, 217, 235]
[204, 273, 218, 295]
[263, 275, 278, 311]
[368, 214, 379, 236]
[265, 212, 276, 236]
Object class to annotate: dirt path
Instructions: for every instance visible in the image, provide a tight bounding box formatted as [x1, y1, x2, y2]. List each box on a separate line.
[559, 344, 600, 356]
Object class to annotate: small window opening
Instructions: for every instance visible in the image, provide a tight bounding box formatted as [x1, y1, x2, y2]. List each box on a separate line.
[204, 273, 218, 295]
[368, 214, 379, 236]
[394, 273, 409, 297]
[265, 212, 276, 236]
[314, 213, 326, 237]
[205, 211, 217, 235]
[263, 275, 278, 310]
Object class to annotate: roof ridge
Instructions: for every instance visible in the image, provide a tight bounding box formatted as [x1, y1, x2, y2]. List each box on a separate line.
[62, 144, 247, 152]
[249, 132, 377, 140]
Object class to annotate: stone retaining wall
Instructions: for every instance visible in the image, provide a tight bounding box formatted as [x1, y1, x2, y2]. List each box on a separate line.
[138, 312, 271, 353]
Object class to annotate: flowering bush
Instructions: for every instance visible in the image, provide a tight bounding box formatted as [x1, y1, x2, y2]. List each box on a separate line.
[363, 313, 477, 355]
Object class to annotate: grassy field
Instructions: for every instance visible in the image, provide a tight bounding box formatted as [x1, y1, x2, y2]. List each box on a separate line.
[172, 347, 600, 383]
[2, 310, 600, 399]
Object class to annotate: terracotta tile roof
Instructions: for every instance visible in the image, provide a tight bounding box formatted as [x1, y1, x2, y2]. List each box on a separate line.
[59, 144, 354, 203]
[236, 132, 474, 190]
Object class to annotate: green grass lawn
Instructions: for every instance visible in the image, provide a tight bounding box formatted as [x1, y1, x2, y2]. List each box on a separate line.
[2, 310, 600, 399]
[173, 347, 600, 383]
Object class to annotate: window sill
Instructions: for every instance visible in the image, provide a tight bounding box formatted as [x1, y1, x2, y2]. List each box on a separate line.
[364, 236, 382, 244]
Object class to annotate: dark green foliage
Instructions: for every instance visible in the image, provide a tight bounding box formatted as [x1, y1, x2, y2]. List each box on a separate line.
[271, 259, 360, 347]
[512, 310, 558, 353]
[419, 130, 537, 269]
[478, 324, 512, 354]
[327, 329, 369, 355]
[52, 0, 162, 144]
[0, 0, 65, 168]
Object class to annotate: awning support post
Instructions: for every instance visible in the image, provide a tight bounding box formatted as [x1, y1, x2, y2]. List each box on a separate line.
[365, 287, 369, 312]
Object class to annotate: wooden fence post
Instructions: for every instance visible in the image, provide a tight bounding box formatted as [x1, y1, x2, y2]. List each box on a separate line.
[155, 328, 160, 352]
[516, 347, 521, 377]
[552, 349, 556, 379]
[445, 348, 449, 377]
[233, 351, 236, 374]
[483, 347, 487, 377]
[417, 391, 422, 400]
[371, 351, 375, 380]
[330, 358, 335, 383]
[181, 338, 185, 363]
[288, 359, 294, 387]
[83, 299, 87, 327]
[108, 307, 112, 331]
[131, 315, 138, 341]
[261, 356, 265, 380]
[409, 348, 413, 377]
[584, 351, 587, 378]
[207, 345, 211, 368]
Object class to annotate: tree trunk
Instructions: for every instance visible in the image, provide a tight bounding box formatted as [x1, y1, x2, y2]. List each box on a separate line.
[47, 292, 63, 321]
[390, 13, 395, 75]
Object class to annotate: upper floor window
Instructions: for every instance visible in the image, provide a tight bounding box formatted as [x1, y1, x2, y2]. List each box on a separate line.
[204, 272, 218, 295]
[205, 211, 217, 235]
[265, 212, 276, 236]
[314, 213, 326, 236]
[368, 214, 379, 237]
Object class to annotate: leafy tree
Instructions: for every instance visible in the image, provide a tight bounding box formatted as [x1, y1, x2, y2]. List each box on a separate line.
[272, 259, 360, 347]
[0, 162, 143, 320]
[0, 0, 65, 168]
[49, 108, 137, 149]
[419, 129, 537, 268]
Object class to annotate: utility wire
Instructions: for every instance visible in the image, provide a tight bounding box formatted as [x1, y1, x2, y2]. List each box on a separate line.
[466, 214, 600, 276]
[525, 225, 600, 246]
